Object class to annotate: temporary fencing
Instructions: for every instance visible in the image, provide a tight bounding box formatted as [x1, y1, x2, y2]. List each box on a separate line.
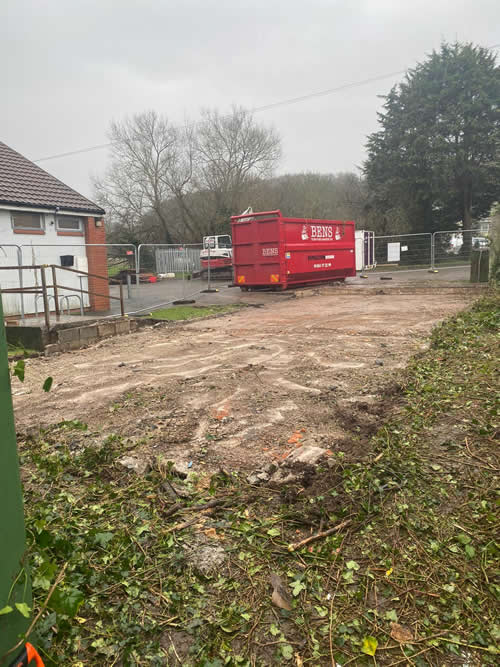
[371, 233, 432, 272]
[0, 244, 25, 318]
[432, 228, 490, 270]
[357, 227, 490, 281]
[2, 225, 491, 322]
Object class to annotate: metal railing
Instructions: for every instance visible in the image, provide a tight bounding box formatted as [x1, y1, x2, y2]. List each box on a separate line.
[0, 264, 124, 328]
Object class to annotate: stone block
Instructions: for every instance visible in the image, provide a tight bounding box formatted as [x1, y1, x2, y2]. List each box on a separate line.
[79, 325, 99, 341]
[97, 322, 115, 338]
[115, 319, 130, 335]
[58, 327, 80, 344]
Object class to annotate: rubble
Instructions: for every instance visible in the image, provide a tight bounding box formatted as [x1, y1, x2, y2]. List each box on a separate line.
[183, 540, 227, 576]
[118, 455, 151, 475]
[247, 446, 328, 486]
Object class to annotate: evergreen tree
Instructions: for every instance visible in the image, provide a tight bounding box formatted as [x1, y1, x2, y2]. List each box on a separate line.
[365, 43, 500, 236]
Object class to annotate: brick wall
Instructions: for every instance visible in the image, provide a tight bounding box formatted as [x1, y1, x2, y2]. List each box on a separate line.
[84, 217, 110, 311]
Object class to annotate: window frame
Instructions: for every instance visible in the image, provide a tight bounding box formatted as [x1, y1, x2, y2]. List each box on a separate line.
[11, 211, 45, 232]
[56, 216, 83, 232]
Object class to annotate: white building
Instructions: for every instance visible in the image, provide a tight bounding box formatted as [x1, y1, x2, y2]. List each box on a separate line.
[0, 141, 109, 317]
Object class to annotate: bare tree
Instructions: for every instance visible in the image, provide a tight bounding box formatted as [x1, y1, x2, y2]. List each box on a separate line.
[94, 111, 183, 243]
[95, 107, 281, 243]
[190, 107, 281, 233]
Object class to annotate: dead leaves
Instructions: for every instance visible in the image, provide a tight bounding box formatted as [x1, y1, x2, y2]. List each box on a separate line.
[270, 573, 292, 611]
[390, 622, 414, 643]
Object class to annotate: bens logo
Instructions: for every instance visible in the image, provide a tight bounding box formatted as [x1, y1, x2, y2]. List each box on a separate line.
[262, 247, 278, 256]
[301, 224, 338, 241]
[310, 225, 334, 240]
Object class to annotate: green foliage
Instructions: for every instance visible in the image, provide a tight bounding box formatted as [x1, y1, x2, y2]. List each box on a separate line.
[365, 42, 500, 233]
[15, 602, 31, 618]
[7, 344, 38, 360]
[13, 359, 25, 382]
[42, 377, 53, 393]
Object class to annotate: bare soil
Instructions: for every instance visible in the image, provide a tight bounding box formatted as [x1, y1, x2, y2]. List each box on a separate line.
[13, 287, 477, 474]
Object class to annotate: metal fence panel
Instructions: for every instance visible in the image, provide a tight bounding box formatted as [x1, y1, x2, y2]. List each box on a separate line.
[355, 231, 375, 271]
[155, 247, 201, 275]
[106, 245, 137, 283]
[0, 245, 24, 318]
[432, 228, 490, 271]
[372, 233, 432, 271]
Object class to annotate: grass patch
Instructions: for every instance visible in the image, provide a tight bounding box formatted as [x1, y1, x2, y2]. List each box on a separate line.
[149, 304, 242, 321]
[108, 260, 130, 277]
[14, 294, 500, 665]
[8, 344, 38, 359]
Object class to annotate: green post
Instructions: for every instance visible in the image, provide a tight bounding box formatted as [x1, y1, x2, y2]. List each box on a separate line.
[470, 248, 489, 283]
[0, 294, 32, 662]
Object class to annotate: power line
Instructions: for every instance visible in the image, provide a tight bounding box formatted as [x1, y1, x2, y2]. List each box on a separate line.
[34, 143, 111, 161]
[248, 69, 406, 114]
[33, 70, 406, 163]
[33, 42, 500, 164]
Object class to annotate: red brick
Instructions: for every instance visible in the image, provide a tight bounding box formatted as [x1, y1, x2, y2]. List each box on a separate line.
[84, 217, 110, 311]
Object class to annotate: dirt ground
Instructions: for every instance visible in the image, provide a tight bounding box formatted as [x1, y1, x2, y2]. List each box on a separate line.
[13, 286, 478, 474]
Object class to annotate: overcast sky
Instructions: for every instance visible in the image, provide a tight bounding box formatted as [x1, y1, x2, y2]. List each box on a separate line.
[2, 0, 499, 199]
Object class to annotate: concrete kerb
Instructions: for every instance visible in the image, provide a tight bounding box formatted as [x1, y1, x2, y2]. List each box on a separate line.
[44, 317, 140, 354]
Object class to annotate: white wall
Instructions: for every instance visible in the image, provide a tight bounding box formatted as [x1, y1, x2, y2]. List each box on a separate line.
[0, 209, 90, 317]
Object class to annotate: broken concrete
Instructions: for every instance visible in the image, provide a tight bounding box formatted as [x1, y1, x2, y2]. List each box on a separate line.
[184, 541, 227, 576]
[118, 455, 151, 475]
[284, 445, 327, 466]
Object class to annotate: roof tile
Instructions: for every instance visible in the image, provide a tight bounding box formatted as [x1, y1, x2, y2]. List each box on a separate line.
[0, 141, 104, 215]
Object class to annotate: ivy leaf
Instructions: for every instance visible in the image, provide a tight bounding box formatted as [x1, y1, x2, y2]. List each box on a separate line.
[94, 532, 114, 548]
[269, 623, 280, 636]
[342, 570, 354, 584]
[15, 602, 31, 618]
[291, 580, 306, 597]
[33, 559, 58, 591]
[0, 605, 13, 615]
[42, 376, 53, 392]
[13, 360, 25, 382]
[361, 636, 378, 656]
[465, 544, 476, 559]
[314, 605, 328, 618]
[281, 644, 294, 660]
[49, 587, 84, 617]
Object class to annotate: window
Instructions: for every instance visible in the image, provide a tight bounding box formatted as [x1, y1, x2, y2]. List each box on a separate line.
[11, 211, 43, 231]
[218, 235, 232, 248]
[57, 216, 83, 231]
[60, 255, 74, 267]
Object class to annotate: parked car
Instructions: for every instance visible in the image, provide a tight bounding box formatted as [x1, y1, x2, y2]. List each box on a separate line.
[472, 237, 489, 248]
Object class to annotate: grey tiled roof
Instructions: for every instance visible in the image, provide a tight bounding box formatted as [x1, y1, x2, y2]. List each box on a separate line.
[0, 141, 104, 215]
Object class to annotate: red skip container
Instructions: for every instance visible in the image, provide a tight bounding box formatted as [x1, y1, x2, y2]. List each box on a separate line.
[231, 210, 356, 290]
